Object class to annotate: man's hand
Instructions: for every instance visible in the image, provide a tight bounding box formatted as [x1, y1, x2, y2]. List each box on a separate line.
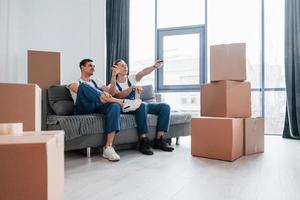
[153, 59, 163, 69]
[103, 91, 112, 98]
[111, 65, 120, 76]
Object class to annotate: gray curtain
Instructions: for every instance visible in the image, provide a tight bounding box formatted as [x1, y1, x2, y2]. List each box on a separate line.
[283, 0, 300, 139]
[106, 0, 130, 84]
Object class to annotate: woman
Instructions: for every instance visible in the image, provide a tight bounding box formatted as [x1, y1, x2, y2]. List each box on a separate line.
[110, 59, 174, 155]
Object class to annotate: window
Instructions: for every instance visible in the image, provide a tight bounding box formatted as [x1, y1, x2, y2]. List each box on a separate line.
[157, 0, 205, 28]
[264, 0, 285, 134]
[130, 0, 205, 113]
[251, 91, 262, 117]
[129, 0, 286, 134]
[161, 92, 200, 115]
[265, 91, 286, 134]
[207, 0, 261, 88]
[129, 0, 155, 86]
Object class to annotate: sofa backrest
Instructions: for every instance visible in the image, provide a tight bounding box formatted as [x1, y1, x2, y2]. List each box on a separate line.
[43, 84, 158, 117]
[140, 85, 156, 103]
[47, 85, 74, 115]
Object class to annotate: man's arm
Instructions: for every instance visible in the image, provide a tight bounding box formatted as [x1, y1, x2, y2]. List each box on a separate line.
[135, 60, 163, 82]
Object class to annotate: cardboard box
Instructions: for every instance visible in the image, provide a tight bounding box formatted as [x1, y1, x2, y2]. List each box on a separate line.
[244, 117, 264, 155]
[201, 80, 251, 118]
[210, 43, 246, 82]
[191, 117, 244, 161]
[0, 131, 64, 200]
[28, 50, 61, 90]
[0, 83, 41, 131]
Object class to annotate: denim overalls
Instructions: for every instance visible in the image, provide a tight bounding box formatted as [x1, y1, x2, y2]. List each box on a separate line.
[116, 78, 136, 100]
[74, 80, 121, 134]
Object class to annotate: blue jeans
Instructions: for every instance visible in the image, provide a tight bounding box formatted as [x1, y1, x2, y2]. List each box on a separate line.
[74, 83, 121, 134]
[125, 102, 171, 135]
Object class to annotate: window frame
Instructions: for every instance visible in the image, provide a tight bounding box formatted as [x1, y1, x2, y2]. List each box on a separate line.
[156, 25, 206, 92]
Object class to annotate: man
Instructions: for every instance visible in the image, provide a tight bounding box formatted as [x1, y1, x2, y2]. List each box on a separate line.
[109, 59, 174, 155]
[68, 59, 142, 161]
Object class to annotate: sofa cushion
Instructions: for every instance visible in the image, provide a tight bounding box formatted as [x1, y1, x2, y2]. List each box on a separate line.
[141, 85, 156, 102]
[47, 112, 191, 141]
[48, 85, 74, 115]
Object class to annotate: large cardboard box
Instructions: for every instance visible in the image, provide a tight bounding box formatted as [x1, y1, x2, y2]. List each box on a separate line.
[201, 80, 251, 118]
[0, 83, 41, 131]
[244, 117, 264, 155]
[210, 43, 246, 82]
[191, 117, 244, 161]
[0, 131, 64, 200]
[28, 50, 61, 90]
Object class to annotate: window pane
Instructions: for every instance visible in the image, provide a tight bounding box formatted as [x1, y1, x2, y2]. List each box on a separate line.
[251, 91, 262, 117]
[207, 0, 261, 88]
[161, 92, 200, 116]
[265, 0, 285, 88]
[265, 91, 286, 134]
[129, 0, 155, 86]
[157, 0, 205, 28]
[162, 33, 200, 85]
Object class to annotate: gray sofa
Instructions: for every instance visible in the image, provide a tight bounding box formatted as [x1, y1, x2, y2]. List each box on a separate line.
[43, 85, 191, 157]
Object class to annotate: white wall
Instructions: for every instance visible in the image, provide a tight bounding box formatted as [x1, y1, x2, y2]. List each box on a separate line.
[0, 0, 106, 84]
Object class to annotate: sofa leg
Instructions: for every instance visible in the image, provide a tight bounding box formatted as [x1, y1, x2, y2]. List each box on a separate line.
[86, 147, 91, 158]
[176, 137, 180, 145]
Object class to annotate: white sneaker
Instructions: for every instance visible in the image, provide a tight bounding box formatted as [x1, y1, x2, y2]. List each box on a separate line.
[122, 99, 142, 112]
[103, 146, 120, 161]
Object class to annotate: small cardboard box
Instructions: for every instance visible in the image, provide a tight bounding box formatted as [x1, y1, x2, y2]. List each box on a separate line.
[244, 117, 264, 155]
[201, 80, 251, 118]
[0, 131, 64, 200]
[0, 83, 41, 131]
[191, 117, 244, 161]
[210, 43, 246, 82]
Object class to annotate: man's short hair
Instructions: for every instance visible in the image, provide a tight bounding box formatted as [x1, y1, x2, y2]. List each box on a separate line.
[79, 59, 93, 69]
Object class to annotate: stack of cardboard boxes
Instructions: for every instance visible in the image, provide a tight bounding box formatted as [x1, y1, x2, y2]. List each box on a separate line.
[191, 43, 264, 161]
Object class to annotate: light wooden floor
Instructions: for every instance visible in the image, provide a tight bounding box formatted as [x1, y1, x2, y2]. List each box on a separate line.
[65, 136, 300, 200]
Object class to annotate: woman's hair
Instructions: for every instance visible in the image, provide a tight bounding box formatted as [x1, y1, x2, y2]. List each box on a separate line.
[113, 59, 123, 66]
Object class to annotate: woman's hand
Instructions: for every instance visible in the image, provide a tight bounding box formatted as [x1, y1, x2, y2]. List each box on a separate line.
[132, 86, 143, 94]
[153, 59, 163, 69]
[111, 65, 120, 76]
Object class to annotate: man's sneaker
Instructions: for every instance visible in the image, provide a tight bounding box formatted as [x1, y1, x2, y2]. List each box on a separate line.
[153, 136, 174, 152]
[122, 99, 142, 112]
[139, 137, 154, 155]
[103, 146, 120, 161]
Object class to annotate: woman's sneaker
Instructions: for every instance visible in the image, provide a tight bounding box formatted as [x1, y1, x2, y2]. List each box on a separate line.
[103, 146, 120, 161]
[122, 99, 142, 112]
